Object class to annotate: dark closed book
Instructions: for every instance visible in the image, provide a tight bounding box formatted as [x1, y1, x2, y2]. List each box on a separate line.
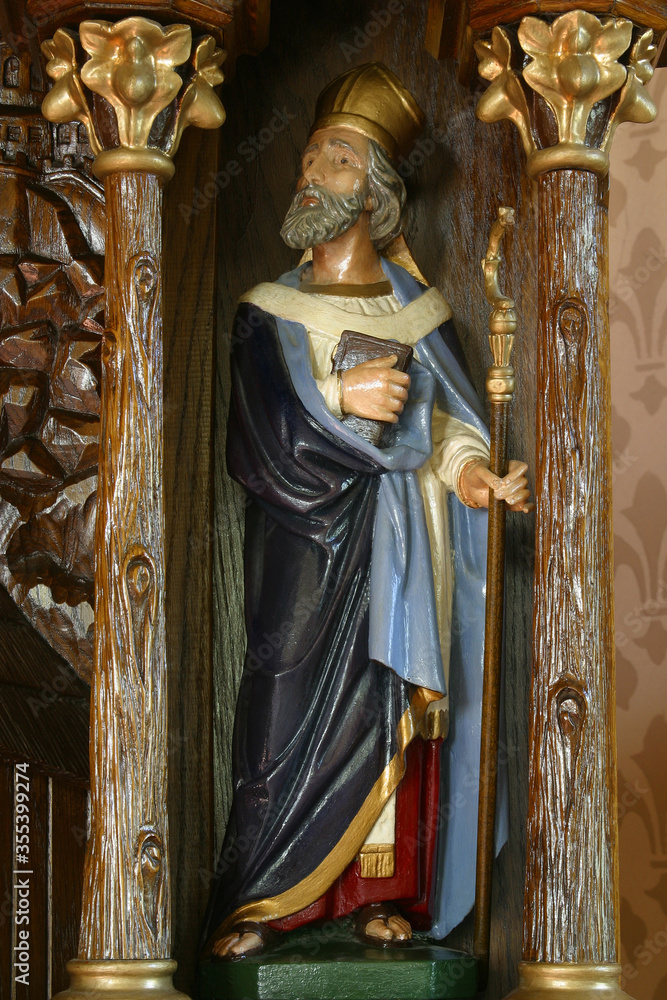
[331, 330, 413, 446]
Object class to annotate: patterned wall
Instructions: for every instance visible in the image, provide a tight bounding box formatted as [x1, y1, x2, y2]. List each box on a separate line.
[611, 68, 667, 1000]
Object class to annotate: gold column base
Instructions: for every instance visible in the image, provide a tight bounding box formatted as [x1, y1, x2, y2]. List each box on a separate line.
[52, 959, 191, 999]
[505, 963, 634, 1000]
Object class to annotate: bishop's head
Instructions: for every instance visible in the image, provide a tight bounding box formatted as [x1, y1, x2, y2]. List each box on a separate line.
[280, 63, 424, 253]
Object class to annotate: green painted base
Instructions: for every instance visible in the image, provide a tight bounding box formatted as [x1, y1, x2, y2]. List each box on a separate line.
[198, 919, 478, 1000]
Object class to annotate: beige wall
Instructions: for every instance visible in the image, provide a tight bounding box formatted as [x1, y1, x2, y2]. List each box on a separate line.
[611, 68, 667, 1000]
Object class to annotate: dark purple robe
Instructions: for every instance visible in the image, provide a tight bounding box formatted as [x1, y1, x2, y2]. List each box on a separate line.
[201, 302, 417, 948]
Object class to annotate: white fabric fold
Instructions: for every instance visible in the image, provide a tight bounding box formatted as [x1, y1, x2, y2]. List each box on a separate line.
[239, 281, 452, 345]
[430, 409, 490, 500]
[316, 373, 342, 417]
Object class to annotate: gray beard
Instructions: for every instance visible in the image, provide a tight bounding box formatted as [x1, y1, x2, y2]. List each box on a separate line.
[280, 183, 368, 250]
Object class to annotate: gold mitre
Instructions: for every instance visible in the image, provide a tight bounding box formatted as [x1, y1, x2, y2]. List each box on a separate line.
[309, 62, 425, 162]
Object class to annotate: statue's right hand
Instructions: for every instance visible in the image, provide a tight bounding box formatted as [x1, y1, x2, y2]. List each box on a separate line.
[341, 355, 410, 423]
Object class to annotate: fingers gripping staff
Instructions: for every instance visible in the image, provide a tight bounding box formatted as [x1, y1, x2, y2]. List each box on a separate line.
[474, 206, 529, 988]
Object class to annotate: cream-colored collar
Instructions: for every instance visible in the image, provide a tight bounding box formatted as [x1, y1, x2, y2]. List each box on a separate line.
[239, 281, 452, 346]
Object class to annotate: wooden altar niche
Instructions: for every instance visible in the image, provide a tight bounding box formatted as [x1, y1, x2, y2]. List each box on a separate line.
[213, 3, 537, 998]
[0, 0, 663, 997]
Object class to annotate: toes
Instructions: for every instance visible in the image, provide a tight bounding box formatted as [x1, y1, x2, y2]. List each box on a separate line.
[211, 932, 240, 957]
[212, 930, 263, 958]
[230, 931, 262, 956]
[365, 917, 394, 941]
[364, 914, 412, 942]
[387, 915, 412, 941]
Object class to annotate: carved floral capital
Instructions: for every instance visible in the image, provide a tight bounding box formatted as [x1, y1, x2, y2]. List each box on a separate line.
[475, 11, 657, 178]
[42, 17, 226, 181]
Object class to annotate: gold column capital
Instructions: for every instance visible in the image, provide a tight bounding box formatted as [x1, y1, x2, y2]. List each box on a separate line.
[41, 16, 226, 181]
[475, 11, 657, 178]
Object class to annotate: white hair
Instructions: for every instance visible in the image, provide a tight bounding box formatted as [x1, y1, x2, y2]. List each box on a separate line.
[366, 139, 406, 249]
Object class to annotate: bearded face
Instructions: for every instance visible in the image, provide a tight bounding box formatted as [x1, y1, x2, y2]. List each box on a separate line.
[280, 182, 369, 250]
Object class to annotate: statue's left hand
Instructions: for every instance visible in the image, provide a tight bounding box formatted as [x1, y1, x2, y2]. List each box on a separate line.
[460, 459, 534, 513]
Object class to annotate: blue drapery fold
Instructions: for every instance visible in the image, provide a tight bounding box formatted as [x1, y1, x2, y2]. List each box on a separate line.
[275, 260, 508, 938]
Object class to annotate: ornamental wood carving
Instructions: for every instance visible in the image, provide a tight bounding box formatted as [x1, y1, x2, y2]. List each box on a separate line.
[475, 12, 657, 177]
[81, 171, 169, 957]
[24, 0, 272, 62]
[0, 32, 103, 681]
[41, 18, 225, 182]
[526, 170, 617, 963]
[28, 0, 234, 35]
[0, 5, 224, 991]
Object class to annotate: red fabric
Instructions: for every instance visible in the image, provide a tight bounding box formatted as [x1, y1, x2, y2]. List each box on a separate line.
[269, 737, 442, 932]
[401, 736, 442, 929]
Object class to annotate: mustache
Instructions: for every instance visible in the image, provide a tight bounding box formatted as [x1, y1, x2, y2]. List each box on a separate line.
[293, 182, 357, 204]
[293, 184, 326, 208]
[291, 183, 365, 215]
[280, 183, 369, 250]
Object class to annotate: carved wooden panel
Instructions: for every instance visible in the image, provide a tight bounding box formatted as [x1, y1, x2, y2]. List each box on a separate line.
[0, 32, 103, 682]
[26, 0, 233, 35]
[525, 170, 618, 963]
[0, 4, 221, 994]
[0, 583, 89, 785]
[467, 0, 667, 32]
[0, 22, 221, 997]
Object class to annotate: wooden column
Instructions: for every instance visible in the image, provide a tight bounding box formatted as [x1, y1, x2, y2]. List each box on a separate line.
[469, 5, 667, 997]
[39, 15, 226, 999]
[526, 169, 616, 967]
[83, 170, 169, 960]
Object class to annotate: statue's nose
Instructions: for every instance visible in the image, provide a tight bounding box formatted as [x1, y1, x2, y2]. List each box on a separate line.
[303, 155, 326, 186]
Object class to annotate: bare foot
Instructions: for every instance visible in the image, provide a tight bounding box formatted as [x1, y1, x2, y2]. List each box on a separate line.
[211, 929, 264, 959]
[360, 906, 412, 944]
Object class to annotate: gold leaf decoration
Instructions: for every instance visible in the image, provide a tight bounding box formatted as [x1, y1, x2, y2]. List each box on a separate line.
[475, 26, 536, 160]
[602, 30, 658, 152]
[41, 29, 102, 156]
[42, 18, 227, 179]
[167, 36, 226, 157]
[518, 12, 632, 146]
[475, 13, 653, 178]
[79, 18, 192, 149]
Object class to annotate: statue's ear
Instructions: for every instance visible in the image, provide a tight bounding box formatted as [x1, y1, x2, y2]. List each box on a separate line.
[382, 234, 429, 285]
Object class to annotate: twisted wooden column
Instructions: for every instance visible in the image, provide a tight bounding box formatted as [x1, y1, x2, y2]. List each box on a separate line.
[41, 16, 225, 999]
[474, 9, 664, 997]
